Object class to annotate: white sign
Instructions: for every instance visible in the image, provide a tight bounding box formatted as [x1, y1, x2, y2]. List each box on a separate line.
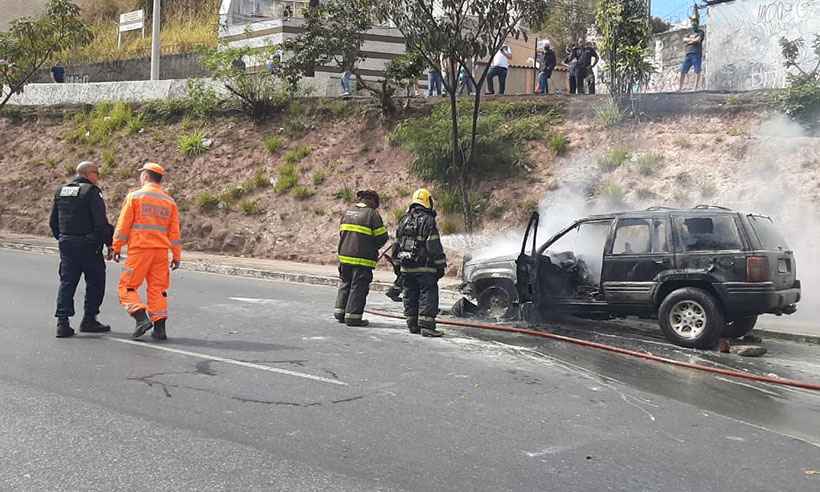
[117, 9, 145, 48]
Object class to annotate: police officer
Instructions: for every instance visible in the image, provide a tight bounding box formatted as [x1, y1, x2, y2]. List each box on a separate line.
[49, 161, 114, 338]
[335, 190, 388, 326]
[392, 189, 447, 337]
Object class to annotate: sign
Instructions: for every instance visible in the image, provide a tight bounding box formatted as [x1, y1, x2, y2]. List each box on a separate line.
[117, 9, 145, 48]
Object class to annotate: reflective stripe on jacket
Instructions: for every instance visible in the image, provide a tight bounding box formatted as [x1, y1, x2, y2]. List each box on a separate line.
[112, 183, 182, 260]
[338, 203, 388, 269]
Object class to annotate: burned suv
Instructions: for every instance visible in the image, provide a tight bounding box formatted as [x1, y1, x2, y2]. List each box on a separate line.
[460, 206, 801, 349]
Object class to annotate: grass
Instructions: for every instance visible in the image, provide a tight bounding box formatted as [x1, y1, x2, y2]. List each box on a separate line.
[239, 199, 262, 215]
[220, 185, 246, 205]
[437, 188, 462, 214]
[63, 162, 76, 176]
[599, 182, 627, 206]
[636, 153, 663, 176]
[594, 98, 624, 127]
[282, 145, 312, 165]
[177, 130, 208, 156]
[67, 101, 142, 145]
[547, 134, 569, 155]
[335, 185, 355, 203]
[727, 127, 744, 137]
[195, 191, 220, 211]
[598, 148, 631, 172]
[274, 163, 299, 194]
[292, 185, 314, 200]
[312, 171, 326, 186]
[264, 135, 285, 154]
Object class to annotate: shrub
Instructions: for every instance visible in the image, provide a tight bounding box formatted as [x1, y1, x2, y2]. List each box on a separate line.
[264, 135, 285, 154]
[196, 191, 220, 211]
[68, 101, 141, 145]
[274, 163, 299, 193]
[177, 130, 208, 156]
[292, 185, 314, 200]
[312, 171, 326, 186]
[636, 153, 663, 176]
[126, 114, 145, 135]
[599, 182, 627, 206]
[548, 134, 569, 155]
[437, 188, 462, 214]
[250, 169, 270, 189]
[594, 98, 624, 127]
[282, 144, 312, 165]
[335, 185, 354, 203]
[101, 148, 117, 170]
[239, 199, 261, 215]
[221, 185, 245, 204]
[186, 79, 223, 118]
[598, 148, 631, 172]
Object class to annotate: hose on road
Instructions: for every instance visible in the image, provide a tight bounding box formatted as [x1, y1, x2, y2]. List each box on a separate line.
[365, 309, 820, 392]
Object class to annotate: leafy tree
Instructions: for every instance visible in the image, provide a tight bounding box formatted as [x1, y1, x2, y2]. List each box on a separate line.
[532, 0, 597, 56]
[650, 16, 671, 34]
[377, 0, 547, 232]
[595, 0, 654, 96]
[779, 35, 820, 126]
[0, 0, 91, 111]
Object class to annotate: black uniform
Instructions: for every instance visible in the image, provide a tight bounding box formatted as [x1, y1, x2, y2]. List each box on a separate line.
[580, 46, 599, 95]
[335, 203, 388, 324]
[49, 176, 113, 321]
[392, 205, 447, 334]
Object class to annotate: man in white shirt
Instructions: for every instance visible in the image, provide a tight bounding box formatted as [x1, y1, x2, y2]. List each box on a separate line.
[486, 45, 512, 95]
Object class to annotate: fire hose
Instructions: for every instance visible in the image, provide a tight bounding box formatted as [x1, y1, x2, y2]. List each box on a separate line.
[364, 308, 820, 392]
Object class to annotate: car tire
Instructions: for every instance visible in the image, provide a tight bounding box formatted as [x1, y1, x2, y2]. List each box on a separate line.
[476, 280, 517, 320]
[723, 315, 758, 339]
[658, 287, 724, 349]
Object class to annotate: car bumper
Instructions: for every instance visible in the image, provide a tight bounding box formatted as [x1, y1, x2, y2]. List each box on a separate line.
[720, 282, 801, 316]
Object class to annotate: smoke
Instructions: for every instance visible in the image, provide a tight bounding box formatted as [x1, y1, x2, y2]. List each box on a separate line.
[444, 113, 820, 322]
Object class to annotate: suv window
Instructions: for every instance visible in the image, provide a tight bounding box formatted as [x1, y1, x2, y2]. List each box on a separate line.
[613, 219, 650, 255]
[675, 215, 743, 252]
[748, 215, 789, 250]
[545, 220, 612, 284]
[653, 219, 669, 253]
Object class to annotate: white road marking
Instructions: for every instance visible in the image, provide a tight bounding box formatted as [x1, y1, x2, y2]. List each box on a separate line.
[107, 338, 347, 386]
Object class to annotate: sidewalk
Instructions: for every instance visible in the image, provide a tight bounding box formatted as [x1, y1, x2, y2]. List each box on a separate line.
[2, 231, 815, 344]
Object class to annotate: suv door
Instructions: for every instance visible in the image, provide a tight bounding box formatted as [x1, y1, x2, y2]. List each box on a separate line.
[603, 216, 673, 304]
[671, 213, 747, 282]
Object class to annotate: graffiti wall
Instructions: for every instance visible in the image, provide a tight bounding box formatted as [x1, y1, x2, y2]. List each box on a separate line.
[706, 0, 820, 91]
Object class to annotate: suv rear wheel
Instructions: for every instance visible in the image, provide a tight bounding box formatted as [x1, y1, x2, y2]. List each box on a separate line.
[659, 288, 724, 349]
[723, 316, 758, 339]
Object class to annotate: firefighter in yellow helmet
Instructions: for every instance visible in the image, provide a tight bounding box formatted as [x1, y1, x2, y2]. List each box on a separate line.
[391, 188, 447, 336]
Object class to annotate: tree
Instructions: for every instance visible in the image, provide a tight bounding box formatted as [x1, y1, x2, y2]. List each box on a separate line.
[595, 0, 654, 96]
[0, 0, 91, 111]
[377, 0, 547, 232]
[779, 35, 820, 126]
[650, 16, 671, 34]
[533, 0, 597, 56]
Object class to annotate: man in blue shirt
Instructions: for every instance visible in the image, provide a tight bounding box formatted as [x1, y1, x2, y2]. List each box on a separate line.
[679, 20, 705, 91]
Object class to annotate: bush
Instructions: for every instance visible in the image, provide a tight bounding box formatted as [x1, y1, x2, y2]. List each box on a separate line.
[264, 135, 285, 154]
[186, 79, 223, 118]
[196, 191, 220, 211]
[220, 185, 245, 204]
[594, 98, 624, 127]
[250, 169, 270, 189]
[312, 171, 326, 186]
[282, 144, 312, 165]
[436, 188, 462, 214]
[598, 148, 631, 172]
[335, 185, 354, 203]
[140, 98, 193, 123]
[636, 153, 663, 176]
[239, 199, 261, 215]
[177, 130, 208, 156]
[292, 185, 314, 200]
[599, 182, 627, 206]
[274, 163, 299, 193]
[547, 134, 569, 155]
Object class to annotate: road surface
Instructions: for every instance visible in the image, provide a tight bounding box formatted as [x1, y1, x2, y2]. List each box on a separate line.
[1, 249, 819, 491]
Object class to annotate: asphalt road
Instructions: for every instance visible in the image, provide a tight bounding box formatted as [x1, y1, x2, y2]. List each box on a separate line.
[1, 248, 819, 491]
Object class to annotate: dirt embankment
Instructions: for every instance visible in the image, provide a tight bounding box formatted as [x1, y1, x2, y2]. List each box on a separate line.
[1, 95, 819, 277]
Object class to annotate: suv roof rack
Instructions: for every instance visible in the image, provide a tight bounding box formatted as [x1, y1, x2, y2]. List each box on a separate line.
[645, 206, 676, 211]
[693, 204, 733, 211]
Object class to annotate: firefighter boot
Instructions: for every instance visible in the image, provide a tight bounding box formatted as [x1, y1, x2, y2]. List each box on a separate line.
[131, 309, 153, 338]
[151, 318, 167, 341]
[56, 318, 75, 338]
[345, 316, 370, 327]
[80, 316, 111, 333]
[421, 327, 443, 337]
[407, 317, 420, 334]
[385, 285, 402, 302]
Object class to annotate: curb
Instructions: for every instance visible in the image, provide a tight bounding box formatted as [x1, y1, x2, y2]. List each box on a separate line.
[754, 329, 820, 346]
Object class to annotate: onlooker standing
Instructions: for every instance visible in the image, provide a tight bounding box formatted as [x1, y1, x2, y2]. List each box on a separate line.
[457, 63, 475, 96]
[564, 43, 580, 94]
[427, 62, 443, 97]
[679, 19, 705, 91]
[50, 61, 65, 83]
[580, 41, 599, 95]
[536, 41, 557, 95]
[486, 45, 512, 95]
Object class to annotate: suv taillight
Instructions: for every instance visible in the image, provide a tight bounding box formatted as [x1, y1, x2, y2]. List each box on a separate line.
[747, 256, 770, 282]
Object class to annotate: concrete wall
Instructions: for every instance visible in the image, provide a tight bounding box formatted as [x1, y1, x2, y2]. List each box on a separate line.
[2, 79, 225, 106]
[31, 53, 210, 84]
[706, 0, 820, 91]
[646, 27, 706, 93]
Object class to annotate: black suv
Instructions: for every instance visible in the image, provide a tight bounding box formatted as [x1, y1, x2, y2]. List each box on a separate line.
[461, 206, 801, 348]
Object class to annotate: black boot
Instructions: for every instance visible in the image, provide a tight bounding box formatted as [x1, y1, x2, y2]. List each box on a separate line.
[334, 311, 346, 323]
[56, 318, 75, 338]
[385, 285, 402, 302]
[421, 327, 443, 338]
[345, 318, 369, 327]
[151, 318, 167, 340]
[131, 309, 153, 338]
[407, 317, 420, 334]
[80, 315, 111, 333]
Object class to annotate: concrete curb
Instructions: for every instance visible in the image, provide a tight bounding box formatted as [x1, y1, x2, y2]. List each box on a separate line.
[754, 329, 820, 346]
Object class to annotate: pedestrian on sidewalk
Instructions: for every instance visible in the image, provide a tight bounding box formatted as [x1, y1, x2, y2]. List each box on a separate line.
[112, 163, 182, 341]
[392, 189, 447, 337]
[50, 161, 115, 338]
[486, 45, 512, 95]
[335, 190, 388, 327]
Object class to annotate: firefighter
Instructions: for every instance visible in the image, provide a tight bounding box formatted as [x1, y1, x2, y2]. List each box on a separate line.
[335, 190, 388, 326]
[112, 163, 182, 340]
[393, 189, 447, 337]
[49, 161, 114, 338]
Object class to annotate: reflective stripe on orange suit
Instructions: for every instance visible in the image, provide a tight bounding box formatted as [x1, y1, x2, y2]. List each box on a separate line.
[113, 183, 181, 322]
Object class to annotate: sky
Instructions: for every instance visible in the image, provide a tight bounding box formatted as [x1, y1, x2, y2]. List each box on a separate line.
[652, 0, 698, 23]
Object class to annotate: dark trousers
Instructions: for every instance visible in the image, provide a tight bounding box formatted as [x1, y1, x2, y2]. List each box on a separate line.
[573, 66, 588, 95]
[55, 238, 106, 319]
[335, 264, 373, 321]
[403, 272, 439, 329]
[568, 74, 577, 94]
[486, 66, 508, 95]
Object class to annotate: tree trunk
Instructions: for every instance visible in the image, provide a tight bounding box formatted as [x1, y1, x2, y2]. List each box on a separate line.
[446, 62, 466, 231]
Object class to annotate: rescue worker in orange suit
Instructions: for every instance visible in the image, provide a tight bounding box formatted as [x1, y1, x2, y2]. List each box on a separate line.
[112, 163, 182, 340]
[392, 189, 447, 337]
[335, 190, 388, 327]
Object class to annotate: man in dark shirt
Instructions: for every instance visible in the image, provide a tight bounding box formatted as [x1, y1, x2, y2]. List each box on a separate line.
[50, 61, 65, 83]
[536, 41, 557, 95]
[679, 21, 705, 91]
[49, 161, 114, 338]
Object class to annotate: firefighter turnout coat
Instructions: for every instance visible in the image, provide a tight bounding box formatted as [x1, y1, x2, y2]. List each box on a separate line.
[338, 203, 388, 268]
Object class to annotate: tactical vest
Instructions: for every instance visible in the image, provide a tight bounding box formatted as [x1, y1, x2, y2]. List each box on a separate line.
[54, 181, 95, 237]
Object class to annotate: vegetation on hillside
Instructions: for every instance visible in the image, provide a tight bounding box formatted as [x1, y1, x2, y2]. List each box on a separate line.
[779, 35, 820, 127]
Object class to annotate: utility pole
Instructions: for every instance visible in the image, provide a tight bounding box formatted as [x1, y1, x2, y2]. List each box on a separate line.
[150, 0, 161, 81]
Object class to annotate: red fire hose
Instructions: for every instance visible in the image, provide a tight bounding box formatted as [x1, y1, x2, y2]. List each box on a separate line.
[365, 309, 820, 392]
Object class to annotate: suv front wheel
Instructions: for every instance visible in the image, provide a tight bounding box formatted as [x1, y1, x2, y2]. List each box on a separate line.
[659, 288, 724, 349]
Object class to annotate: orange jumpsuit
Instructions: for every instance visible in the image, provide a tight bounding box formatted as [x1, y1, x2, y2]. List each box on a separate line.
[112, 183, 182, 322]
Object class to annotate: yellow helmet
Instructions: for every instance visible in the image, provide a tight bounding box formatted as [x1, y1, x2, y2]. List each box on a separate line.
[411, 188, 433, 209]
